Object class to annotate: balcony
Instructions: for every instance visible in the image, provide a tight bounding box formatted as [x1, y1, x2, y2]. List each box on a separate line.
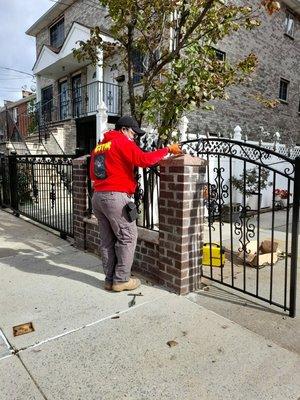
[37, 81, 122, 126]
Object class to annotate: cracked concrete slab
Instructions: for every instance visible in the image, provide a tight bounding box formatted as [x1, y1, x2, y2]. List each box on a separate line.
[18, 295, 300, 400]
[0, 356, 45, 400]
[0, 242, 166, 350]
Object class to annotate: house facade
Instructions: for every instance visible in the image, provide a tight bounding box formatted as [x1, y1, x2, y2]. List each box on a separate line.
[0, 92, 36, 145]
[26, 0, 300, 155]
[187, 0, 300, 144]
[26, 0, 124, 154]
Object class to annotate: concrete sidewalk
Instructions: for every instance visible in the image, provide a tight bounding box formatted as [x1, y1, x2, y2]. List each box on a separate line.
[0, 210, 299, 400]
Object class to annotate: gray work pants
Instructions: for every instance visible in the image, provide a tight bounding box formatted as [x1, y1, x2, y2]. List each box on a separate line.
[92, 191, 138, 283]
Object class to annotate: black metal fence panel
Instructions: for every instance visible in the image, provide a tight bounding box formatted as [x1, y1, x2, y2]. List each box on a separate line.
[0, 154, 75, 238]
[86, 154, 160, 231]
[182, 138, 299, 317]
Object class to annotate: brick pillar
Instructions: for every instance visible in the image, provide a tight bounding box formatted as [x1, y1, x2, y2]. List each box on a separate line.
[73, 155, 89, 249]
[159, 155, 207, 294]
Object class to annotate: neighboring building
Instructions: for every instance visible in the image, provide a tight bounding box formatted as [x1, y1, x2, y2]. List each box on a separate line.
[26, 0, 300, 154]
[187, 0, 300, 144]
[0, 91, 36, 143]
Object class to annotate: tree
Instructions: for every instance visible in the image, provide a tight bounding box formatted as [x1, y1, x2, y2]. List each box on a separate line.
[74, 0, 280, 144]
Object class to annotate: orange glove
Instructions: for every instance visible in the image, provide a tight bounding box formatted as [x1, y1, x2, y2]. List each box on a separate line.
[168, 143, 183, 155]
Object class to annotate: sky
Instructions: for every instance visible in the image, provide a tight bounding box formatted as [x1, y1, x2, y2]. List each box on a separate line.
[0, 0, 54, 106]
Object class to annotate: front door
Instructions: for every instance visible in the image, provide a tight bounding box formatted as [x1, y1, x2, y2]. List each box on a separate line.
[76, 118, 96, 155]
[72, 75, 82, 118]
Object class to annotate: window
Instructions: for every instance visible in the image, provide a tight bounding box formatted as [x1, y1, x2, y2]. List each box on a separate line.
[132, 49, 145, 85]
[284, 10, 295, 38]
[279, 78, 289, 102]
[214, 49, 226, 61]
[50, 18, 65, 48]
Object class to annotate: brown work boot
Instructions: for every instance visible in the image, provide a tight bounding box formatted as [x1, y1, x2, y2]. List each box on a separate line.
[104, 282, 113, 291]
[112, 278, 141, 292]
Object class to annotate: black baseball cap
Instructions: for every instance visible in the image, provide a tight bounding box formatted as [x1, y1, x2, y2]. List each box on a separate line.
[115, 115, 146, 136]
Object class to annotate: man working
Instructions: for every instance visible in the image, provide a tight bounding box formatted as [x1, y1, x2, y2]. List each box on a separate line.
[90, 115, 182, 292]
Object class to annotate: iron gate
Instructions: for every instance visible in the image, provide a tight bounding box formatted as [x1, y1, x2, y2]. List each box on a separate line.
[0, 154, 75, 237]
[182, 138, 299, 317]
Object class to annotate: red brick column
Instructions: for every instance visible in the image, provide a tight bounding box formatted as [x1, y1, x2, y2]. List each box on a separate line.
[73, 155, 89, 249]
[159, 155, 207, 294]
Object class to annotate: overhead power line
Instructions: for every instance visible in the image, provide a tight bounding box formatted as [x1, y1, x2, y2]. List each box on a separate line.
[0, 67, 34, 77]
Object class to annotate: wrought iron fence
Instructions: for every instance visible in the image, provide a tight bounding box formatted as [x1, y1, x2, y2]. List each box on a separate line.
[0, 153, 76, 238]
[86, 155, 159, 231]
[135, 167, 160, 230]
[182, 137, 299, 317]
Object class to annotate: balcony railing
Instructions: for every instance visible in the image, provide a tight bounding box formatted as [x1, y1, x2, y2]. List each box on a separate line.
[37, 80, 122, 126]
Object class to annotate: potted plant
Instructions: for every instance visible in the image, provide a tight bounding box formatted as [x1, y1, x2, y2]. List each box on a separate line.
[275, 189, 291, 208]
[231, 168, 272, 210]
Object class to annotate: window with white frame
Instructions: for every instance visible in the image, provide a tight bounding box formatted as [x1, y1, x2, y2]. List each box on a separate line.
[284, 10, 295, 38]
[50, 18, 65, 48]
[279, 78, 289, 102]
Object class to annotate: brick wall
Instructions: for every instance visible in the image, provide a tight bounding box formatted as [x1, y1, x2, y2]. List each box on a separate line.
[73, 154, 206, 294]
[187, 1, 300, 143]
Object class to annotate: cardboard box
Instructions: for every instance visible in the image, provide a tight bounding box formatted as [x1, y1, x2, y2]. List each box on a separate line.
[238, 240, 279, 268]
[260, 240, 278, 254]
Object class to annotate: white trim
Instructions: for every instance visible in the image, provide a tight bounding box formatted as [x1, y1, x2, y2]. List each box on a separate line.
[49, 15, 64, 30]
[58, 76, 68, 83]
[71, 70, 82, 77]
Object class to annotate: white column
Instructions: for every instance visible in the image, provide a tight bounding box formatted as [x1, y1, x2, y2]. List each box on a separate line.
[96, 101, 108, 143]
[95, 48, 106, 142]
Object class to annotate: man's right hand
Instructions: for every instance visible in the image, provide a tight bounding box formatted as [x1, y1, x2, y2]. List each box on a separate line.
[168, 143, 183, 155]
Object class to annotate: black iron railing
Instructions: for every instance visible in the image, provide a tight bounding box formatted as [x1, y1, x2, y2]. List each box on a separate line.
[0, 153, 76, 237]
[86, 154, 160, 231]
[182, 137, 299, 317]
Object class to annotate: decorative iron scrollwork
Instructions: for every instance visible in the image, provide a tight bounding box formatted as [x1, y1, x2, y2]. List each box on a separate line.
[134, 169, 144, 215]
[181, 138, 295, 177]
[204, 166, 229, 228]
[234, 206, 256, 253]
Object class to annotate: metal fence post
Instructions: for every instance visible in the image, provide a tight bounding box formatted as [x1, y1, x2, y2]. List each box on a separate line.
[290, 156, 300, 317]
[8, 153, 19, 216]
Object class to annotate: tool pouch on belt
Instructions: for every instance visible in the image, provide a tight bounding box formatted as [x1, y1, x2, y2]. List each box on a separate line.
[125, 202, 138, 222]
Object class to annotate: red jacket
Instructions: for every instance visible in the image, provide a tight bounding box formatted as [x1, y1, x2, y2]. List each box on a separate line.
[90, 130, 168, 194]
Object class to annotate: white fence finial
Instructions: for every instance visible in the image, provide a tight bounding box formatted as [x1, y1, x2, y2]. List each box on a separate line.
[234, 125, 242, 141]
[178, 115, 189, 142]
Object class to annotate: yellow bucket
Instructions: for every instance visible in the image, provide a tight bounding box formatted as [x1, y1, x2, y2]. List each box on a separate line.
[202, 243, 225, 268]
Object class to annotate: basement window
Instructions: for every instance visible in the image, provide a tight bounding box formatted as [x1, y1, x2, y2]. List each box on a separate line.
[50, 18, 65, 48]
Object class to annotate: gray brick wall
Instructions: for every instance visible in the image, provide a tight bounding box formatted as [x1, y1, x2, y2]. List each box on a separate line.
[36, 0, 108, 56]
[187, 2, 300, 144]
